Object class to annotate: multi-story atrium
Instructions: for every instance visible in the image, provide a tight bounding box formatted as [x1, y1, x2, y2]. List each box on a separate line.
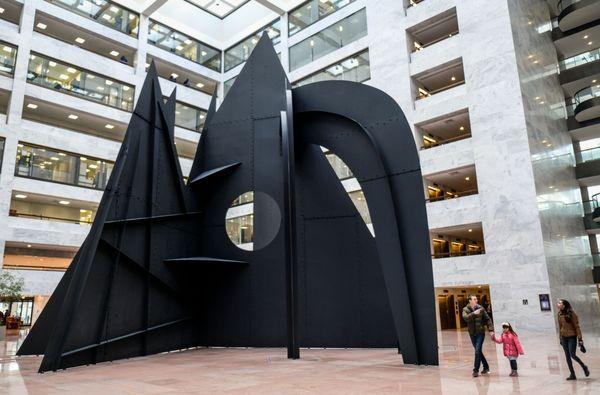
[0, 0, 600, 392]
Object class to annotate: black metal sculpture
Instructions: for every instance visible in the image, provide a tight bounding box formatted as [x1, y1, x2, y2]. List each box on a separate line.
[18, 34, 438, 372]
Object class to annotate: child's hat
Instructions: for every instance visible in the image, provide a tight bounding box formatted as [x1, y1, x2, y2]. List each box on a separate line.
[501, 322, 511, 327]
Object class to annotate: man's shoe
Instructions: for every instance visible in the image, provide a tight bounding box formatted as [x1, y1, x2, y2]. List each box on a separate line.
[567, 375, 577, 380]
[481, 368, 490, 375]
[583, 365, 590, 377]
[472, 371, 479, 377]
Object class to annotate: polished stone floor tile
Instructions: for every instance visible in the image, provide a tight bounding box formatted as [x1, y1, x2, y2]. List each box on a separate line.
[0, 329, 599, 394]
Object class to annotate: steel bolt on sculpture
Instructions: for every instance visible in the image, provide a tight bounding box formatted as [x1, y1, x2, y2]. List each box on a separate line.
[18, 34, 439, 372]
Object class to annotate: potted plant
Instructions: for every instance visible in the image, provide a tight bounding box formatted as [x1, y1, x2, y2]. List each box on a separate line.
[0, 270, 24, 340]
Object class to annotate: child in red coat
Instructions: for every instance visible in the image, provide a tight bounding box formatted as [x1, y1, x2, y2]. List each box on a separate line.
[491, 322, 524, 376]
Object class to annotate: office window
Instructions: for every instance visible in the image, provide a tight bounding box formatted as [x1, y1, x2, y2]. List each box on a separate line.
[15, 143, 114, 190]
[224, 19, 281, 72]
[47, 0, 139, 37]
[288, 0, 356, 36]
[0, 42, 17, 76]
[148, 20, 221, 72]
[27, 53, 135, 111]
[175, 101, 207, 132]
[293, 49, 370, 87]
[289, 8, 367, 71]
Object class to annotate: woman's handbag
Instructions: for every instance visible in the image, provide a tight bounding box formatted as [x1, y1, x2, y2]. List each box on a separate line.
[579, 339, 587, 353]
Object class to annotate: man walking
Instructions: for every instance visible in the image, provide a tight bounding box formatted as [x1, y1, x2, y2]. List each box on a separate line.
[462, 294, 494, 377]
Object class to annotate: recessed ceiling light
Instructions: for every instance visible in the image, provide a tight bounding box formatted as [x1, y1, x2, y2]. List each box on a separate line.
[80, 157, 87, 161]
[593, 80, 597, 83]
[75, 37, 85, 44]
[67, 67, 77, 73]
[105, 124, 114, 129]
[68, 114, 78, 120]
[36, 22, 47, 30]
[542, 140, 547, 144]
[468, 229, 473, 232]
[123, 86, 130, 91]
[196, 82, 205, 88]
[0, 7, 4, 14]
[110, 50, 119, 56]
[105, 80, 113, 85]
[184, 39, 192, 45]
[170, 73, 179, 79]
[50, 157, 59, 161]
[26, 103, 38, 109]
[584, 35, 589, 39]
[58, 152, 66, 156]
[533, 60, 539, 64]
[535, 96, 540, 100]
[15, 194, 27, 199]
[59, 74, 69, 80]
[48, 61, 57, 67]
[27, 244, 31, 248]
[465, 177, 470, 181]
[110, 6, 119, 12]
[540, 101, 545, 104]
[451, 76, 456, 81]
[201, 51, 207, 56]
[589, 41, 593, 46]
[2, 46, 12, 52]
[459, 126, 465, 131]
[58, 200, 70, 205]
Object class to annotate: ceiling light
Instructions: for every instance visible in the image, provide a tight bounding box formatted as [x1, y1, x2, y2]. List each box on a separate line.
[184, 39, 192, 45]
[589, 41, 593, 46]
[110, 6, 119, 12]
[59, 74, 69, 80]
[80, 157, 87, 161]
[27, 244, 31, 248]
[102, 14, 112, 21]
[88, 164, 98, 169]
[535, 96, 540, 100]
[584, 35, 589, 39]
[459, 126, 465, 131]
[465, 177, 470, 181]
[2, 46, 12, 52]
[110, 50, 119, 56]
[201, 51, 207, 56]
[48, 61, 57, 67]
[533, 60, 539, 64]
[68, 114, 78, 120]
[67, 67, 77, 73]
[593, 80, 597, 83]
[451, 76, 456, 81]
[310, 40, 315, 47]
[58, 152, 66, 156]
[97, 86, 104, 91]
[540, 101, 545, 104]
[251, 38, 257, 45]
[0, 7, 4, 14]
[105, 124, 114, 129]
[176, 45, 183, 51]
[36, 22, 47, 30]
[170, 73, 179, 79]
[50, 157, 59, 161]
[468, 229, 473, 232]
[338, 25, 343, 32]
[58, 200, 70, 205]
[105, 80, 113, 85]
[196, 82, 205, 88]
[15, 194, 27, 199]
[123, 86, 130, 91]
[75, 37, 86, 44]
[542, 140, 547, 144]
[145, 63, 150, 68]
[26, 103, 38, 109]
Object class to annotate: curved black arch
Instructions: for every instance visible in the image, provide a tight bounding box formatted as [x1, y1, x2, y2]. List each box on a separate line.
[292, 81, 437, 365]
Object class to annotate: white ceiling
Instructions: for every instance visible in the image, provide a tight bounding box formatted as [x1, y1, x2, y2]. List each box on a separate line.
[116, 0, 305, 48]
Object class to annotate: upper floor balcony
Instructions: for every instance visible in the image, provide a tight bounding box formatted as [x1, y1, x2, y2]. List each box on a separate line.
[571, 84, 600, 122]
[0, 0, 21, 27]
[557, 0, 600, 33]
[417, 108, 471, 150]
[46, 0, 139, 37]
[224, 18, 281, 72]
[407, 7, 458, 55]
[413, 57, 465, 103]
[288, 0, 356, 37]
[430, 222, 485, 260]
[424, 164, 478, 204]
[27, 52, 135, 112]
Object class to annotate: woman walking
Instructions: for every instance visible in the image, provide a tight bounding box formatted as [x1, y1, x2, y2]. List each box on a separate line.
[557, 299, 589, 380]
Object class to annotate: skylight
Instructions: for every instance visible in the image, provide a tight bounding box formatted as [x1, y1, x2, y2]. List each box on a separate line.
[185, 0, 250, 18]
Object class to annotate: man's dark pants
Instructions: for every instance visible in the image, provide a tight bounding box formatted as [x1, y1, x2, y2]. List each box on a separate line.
[470, 333, 489, 372]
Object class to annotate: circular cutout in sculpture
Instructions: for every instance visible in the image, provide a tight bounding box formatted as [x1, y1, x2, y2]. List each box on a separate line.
[225, 191, 281, 251]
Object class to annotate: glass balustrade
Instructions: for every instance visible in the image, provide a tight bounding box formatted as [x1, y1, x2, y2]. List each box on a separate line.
[573, 85, 600, 108]
[175, 101, 206, 132]
[0, 42, 17, 76]
[27, 53, 135, 111]
[288, 0, 356, 36]
[557, 0, 582, 12]
[289, 8, 367, 72]
[15, 142, 114, 190]
[407, 0, 425, 7]
[46, 0, 139, 37]
[224, 19, 281, 72]
[148, 20, 221, 72]
[293, 50, 370, 87]
[575, 146, 600, 163]
[560, 48, 600, 71]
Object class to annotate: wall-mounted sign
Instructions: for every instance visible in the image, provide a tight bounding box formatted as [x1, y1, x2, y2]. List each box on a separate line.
[539, 294, 551, 311]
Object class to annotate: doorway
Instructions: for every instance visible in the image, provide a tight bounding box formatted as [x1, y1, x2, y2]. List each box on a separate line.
[436, 285, 491, 330]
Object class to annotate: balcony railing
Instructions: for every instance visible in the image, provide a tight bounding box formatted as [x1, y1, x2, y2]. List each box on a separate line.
[558, 0, 582, 12]
[27, 53, 135, 111]
[9, 211, 93, 225]
[573, 85, 600, 108]
[426, 188, 478, 203]
[575, 146, 600, 163]
[432, 250, 484, 259]
[407, 0, 425, 7]
[15, 142, 114, 190]
[421, 133, 471, 150]
[559, 48, 600, 71]
[148, 20, 221, 72]
[0, 43, 17, 76]
[288, 0, 356, 36]
[46, 0, 139, 37]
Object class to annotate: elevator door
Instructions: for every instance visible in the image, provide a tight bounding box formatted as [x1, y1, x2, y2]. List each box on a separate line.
[456, 294, 467, 329]
[438, 295, 455, 330]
